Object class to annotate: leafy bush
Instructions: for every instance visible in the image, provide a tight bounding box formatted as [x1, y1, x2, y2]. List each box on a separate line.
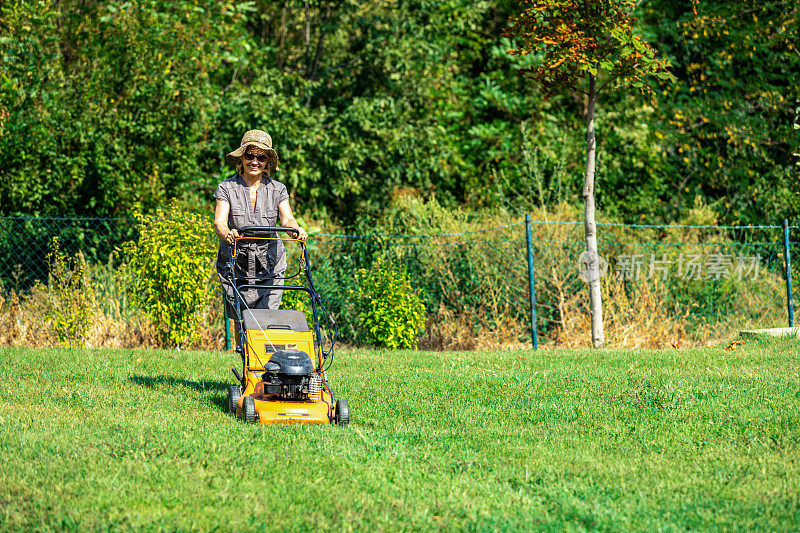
[121, 206, 216, 347]
[39, 238, 96, 347]
[352, 259, 426, 349]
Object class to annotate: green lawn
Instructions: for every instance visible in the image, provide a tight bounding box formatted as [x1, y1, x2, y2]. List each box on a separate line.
[1, 338, 799, 531]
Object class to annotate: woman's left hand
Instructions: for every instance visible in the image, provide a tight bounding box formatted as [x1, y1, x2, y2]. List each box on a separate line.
[295, 227, 309, 241]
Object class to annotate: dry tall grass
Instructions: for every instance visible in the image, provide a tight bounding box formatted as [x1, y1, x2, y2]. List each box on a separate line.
[0, 200, 790, 351]
[0, 288, 225, 350]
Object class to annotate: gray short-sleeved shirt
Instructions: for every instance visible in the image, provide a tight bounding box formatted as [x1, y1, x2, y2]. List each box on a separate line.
[214, 174, 289, 230]
[214, 174, 290, 311]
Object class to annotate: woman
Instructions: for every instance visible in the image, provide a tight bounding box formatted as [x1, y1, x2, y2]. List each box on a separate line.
[214, 129, 308, 315]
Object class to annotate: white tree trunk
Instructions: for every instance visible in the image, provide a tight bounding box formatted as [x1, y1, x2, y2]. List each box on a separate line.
[582, 74, 605, 348]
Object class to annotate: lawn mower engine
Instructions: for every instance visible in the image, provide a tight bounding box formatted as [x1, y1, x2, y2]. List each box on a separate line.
[259, 350, 319, 400]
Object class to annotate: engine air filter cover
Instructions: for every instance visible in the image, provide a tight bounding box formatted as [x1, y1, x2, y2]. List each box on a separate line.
[268, 350, 314, 376]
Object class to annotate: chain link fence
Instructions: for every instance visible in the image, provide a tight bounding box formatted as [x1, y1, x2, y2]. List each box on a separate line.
[307, 221, 797, 347]
[1, 216, 796, 348]
[0, 217, 135, 292]
[525, 221, 796, 346]
[307, 224, 529, 348]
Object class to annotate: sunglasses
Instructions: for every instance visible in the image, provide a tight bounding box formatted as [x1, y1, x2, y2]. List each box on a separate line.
[243, 152, 268, 163]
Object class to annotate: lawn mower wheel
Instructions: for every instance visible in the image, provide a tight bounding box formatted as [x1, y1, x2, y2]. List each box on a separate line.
[228, 385, 241, 414]
[335, 398, 349, 426]
[242, 396, 256, 423]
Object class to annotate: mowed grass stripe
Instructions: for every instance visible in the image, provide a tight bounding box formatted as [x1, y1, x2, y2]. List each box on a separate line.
[0, 339, 798, 531]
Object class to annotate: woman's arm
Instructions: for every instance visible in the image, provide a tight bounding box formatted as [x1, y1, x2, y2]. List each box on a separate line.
[214, 200, 239, 244]
[277, 199, 308, 241]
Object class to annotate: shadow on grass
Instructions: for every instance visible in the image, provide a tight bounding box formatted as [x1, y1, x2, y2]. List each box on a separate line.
[128, 375, 230, 412]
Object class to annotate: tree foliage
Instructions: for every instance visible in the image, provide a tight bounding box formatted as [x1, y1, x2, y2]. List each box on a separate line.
[0, 0, 797, 226]
[0, 0, 246, 216]
[643, 0, 800, 224]
[506, 0, 674, 91]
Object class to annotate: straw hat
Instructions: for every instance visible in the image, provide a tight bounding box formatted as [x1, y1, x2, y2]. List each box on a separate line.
[226, 130, 279, 172]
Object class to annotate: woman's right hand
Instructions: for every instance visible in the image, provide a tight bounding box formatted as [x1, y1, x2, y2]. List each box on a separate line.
[226, 228, 240, 245]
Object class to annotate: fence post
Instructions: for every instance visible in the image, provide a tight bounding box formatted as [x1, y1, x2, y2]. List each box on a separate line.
[783, 219, 794, 327]
[525, 214, 539, 349]
[223, 293, 231, 350]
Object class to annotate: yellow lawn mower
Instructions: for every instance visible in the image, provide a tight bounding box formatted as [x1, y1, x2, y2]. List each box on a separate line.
[224, 226, 348, 426]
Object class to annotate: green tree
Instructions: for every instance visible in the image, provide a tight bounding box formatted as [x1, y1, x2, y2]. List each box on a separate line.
[8, 0, 794, 230]
[506, 0, 676, 347]
[643, 0, 800, 224]
[0, 0, 245, 216]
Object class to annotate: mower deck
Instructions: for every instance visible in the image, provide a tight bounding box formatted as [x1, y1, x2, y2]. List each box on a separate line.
[236, 395, 333, 425]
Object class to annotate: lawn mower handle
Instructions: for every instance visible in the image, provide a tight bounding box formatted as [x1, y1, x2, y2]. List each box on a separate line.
[238, 225, 300, 239]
